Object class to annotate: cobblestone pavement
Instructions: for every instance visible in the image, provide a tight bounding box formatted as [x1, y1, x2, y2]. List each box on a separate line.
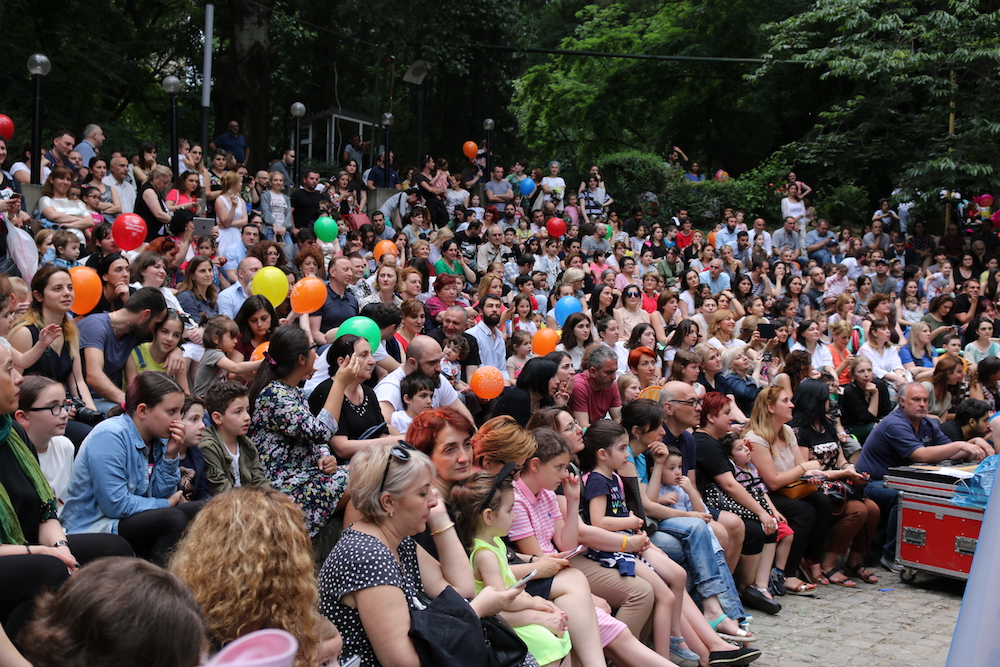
[746, 564, 964, 666]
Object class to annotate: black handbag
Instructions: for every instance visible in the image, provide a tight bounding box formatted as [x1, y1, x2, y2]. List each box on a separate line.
[408, 586, 528, 667]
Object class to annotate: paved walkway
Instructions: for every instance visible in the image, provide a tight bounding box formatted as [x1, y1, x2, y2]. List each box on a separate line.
[747, 563, 964, 665]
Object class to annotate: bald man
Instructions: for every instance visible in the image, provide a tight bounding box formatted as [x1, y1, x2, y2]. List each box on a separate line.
[375, 335, 474, 424]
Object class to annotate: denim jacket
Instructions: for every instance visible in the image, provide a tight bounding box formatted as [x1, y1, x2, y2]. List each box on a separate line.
[62, 415, 180, 535]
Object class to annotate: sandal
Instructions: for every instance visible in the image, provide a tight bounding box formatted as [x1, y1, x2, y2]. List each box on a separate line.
[784, 578, 818, 595]
[708, 614, 758, 642]
[823, 568, 857, 587]
[847, 562, 879, 584]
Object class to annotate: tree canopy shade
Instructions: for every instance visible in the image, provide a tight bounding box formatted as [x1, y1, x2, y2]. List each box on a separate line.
[753, 0, 1000, 216]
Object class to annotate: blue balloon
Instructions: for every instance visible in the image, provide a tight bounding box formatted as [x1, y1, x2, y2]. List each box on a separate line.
[554, 296, 583, 327]
[519, 178, 535, 196]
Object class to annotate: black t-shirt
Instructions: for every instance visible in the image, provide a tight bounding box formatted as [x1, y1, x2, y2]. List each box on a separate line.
[308, 381, 387, 458]
[290, 189, 327, 229]
[460, 166, 483, 189]
[454, 231, 483, 266]
[693, 430, 733, 498]
[426, 328, 482, 376]
[840, 379, 892, 427]
[939, 420, 964, 443]
[792, 422, 840, 470]
[953, 295, 974, 318]
[0, 426, 42, 544]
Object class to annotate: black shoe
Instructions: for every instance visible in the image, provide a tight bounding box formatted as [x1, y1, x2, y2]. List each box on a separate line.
[709, 647, 762, 665]
[769, 567, 786, 596]
[740, 585, 781, 615]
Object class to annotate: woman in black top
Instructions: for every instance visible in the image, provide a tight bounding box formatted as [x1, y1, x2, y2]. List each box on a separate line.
[134, 165, 173, 242]
[308, 335, 395, 460]
[492, 358, 570, 427]
[839, 357, 891, 449]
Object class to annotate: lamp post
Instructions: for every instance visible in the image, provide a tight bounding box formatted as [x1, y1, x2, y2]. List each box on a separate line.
[290, 102, 305, 186]
[26, 53, 50, 185]
[381, 113, 394, 188]
[162, 76, 182, 180]
[483, 118, 495, 176]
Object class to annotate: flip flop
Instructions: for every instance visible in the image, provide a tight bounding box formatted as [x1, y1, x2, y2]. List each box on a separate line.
[823, 568, 857, 587]
[784, 580, 818, 595]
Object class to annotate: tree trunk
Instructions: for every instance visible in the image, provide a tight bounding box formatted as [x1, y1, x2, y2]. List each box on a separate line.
[215, 0, 274, 171]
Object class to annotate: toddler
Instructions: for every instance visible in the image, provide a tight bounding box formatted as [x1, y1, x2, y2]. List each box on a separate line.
[506, 330, 532, 380]
[390, 372, 435, 434]
[51, 230, 81, 270]
[192, 315, 263, 397]
[441, 334, 470, 392]
[822, 264, 850, 303]
[467, 194, 484, 222]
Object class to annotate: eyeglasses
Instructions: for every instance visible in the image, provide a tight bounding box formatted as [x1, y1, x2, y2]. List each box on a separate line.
[668, 398, 704, 408]
[27, 401, 72, 416]
[479, 461, 518, 512]
[561, 419, 580, 433]
[379, 441, 417, 494]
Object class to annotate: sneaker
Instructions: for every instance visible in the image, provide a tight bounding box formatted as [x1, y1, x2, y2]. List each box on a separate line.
[670, 637, 700, 667]
[709, 646, 762, 665]
[880, 555, 902, 573]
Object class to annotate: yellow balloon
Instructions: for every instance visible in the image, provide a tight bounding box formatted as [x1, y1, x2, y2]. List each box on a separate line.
[251, 266, 290, 307]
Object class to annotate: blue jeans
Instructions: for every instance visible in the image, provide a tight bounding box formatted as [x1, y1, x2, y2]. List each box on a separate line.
[864, 480, 900, 560]
[809, 249, 835, 266]
[652, 517, 745, 621]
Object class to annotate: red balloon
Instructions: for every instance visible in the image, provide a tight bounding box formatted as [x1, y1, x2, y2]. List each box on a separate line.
[531, 328, 561, 356]
[470, 366, 504, 400]
[546, 217, 566, 237]
[68, 266, 101, 315]
[0, 115, 13, 142]
[463, 141, 479, 160]
[112, 213, 147, 251]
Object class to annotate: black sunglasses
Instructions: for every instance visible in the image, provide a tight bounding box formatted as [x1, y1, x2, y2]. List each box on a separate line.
[380, 441, 417, 494]
[479, 461, 519, 513]
[624, 291, 641, 297]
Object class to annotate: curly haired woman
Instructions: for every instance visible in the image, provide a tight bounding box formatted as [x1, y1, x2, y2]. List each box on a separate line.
[169, 487, 341, 667]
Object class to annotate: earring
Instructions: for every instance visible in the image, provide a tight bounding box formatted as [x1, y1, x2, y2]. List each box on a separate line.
[388, 512, 394, 517]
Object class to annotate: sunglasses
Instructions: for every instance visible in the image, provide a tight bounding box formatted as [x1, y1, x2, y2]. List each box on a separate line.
[479, 461, 519, 513]
[624, 291, 640, 298]
[379, 441, 417, 494]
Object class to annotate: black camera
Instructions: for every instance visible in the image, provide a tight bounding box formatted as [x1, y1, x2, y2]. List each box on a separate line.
[68, 398, 106, 427]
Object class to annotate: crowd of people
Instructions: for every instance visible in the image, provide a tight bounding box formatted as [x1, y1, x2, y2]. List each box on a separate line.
[0, 125, 996, 667]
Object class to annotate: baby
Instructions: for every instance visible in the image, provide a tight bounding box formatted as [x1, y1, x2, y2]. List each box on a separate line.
[822, 264, 850, 303]
[441, 335, 470, 392]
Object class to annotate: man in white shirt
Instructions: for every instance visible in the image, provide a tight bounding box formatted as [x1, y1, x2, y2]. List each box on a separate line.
[469, 295, 511, 385]
[103, 156, 137, 219]
[375, 336, 474, 423]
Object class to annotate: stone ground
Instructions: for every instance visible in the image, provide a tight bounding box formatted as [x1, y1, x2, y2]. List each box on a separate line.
[745, 563, 964, 666]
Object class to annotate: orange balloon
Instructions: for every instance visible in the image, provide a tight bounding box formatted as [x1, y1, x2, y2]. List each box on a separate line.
[374, 239, 398, 261]
[68, 266, 101, 315]
[289, 276, 327, 314]
[470, 366, 504, 400]
[250, 342, 270, 362]
[531, 328, 561, 356]
[638, 385, 662, 400]
[463, 141, 479, 159]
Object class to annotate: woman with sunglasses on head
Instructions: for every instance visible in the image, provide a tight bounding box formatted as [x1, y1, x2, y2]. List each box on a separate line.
[318, 437, 523, 667]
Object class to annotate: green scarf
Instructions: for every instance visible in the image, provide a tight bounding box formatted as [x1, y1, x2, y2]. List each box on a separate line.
[0, 415, 58, 545]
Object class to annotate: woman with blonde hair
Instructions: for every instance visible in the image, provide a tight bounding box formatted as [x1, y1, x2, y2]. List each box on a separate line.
[828, 320, 855, 385]
[214, 171, 247, 253]
[476, 272, 505, 306]
[471, 415, 539, 473]
[706, 309, 745, 350]
[829, 293, 861, 329]
[744, 387, 833, 591]
[169, 487, 340, 667]
[900, 320, 936, 382]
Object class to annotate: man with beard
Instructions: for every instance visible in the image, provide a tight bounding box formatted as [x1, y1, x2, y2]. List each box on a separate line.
[427, 306, 481, 381]
[469, 295, 510, 387]
[375, 335, 474, 424]
[78, 287, 183, 414]
[502, 203, 518, 230]
[570, 344, 622, 427]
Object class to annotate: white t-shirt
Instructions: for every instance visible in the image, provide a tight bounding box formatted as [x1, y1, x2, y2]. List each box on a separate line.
[10, 161, 50, 183]
[391, 410, 414, 435]
[38, 436, 75, 516]
[228, 446, 242, 488]
[374, 366, 459, 412]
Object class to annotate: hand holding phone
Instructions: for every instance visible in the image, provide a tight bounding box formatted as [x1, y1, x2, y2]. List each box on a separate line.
[508, 569, 538, 590]
[557, 545, 587, 560]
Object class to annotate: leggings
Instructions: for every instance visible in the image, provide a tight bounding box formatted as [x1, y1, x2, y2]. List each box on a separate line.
[118, 501, 205, 565]
[770, 491, 833, 575]
[0, 554, 68, 640]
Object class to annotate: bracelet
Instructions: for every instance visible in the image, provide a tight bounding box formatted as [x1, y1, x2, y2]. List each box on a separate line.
[529, 555, 538, 563]
[24, 544, 30, 554]
[430, 522, 455, 537]
[53, 540, 69, 548]
[621, 535, 630, 553]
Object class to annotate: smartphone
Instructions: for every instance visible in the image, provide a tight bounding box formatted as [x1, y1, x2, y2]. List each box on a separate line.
[9, 193, 20, 200]
[761, 352, 773, 363]
[508, 568, 538, 590]
[193, 216, 215, 238]
[758, 322, 776, 339]
[340, 656, 361, 667]
[558, 545, 587, 560]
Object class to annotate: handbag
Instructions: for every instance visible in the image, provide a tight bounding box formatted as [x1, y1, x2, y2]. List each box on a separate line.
[343, 212, 371, 232]
[775, 480, 816, 499]
[408, 586, 527, 667]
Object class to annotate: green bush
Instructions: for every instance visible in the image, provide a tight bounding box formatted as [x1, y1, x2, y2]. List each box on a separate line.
[600, 150, 670, 212]
[815, 183, 869, 226]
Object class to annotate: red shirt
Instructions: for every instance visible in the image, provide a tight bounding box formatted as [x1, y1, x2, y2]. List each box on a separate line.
[676, 230, 694, 249]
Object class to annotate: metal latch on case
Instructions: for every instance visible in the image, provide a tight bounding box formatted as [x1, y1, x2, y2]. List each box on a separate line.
[903, 527, 926, 547]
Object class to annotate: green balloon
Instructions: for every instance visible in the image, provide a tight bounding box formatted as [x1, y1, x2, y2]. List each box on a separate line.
[315, 216, 339, 242]
[605, 223, 613, 240]
[336, 316, 381, 351]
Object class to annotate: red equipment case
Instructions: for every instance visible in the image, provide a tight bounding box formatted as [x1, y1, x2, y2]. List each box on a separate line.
[884, 466, 983, 583]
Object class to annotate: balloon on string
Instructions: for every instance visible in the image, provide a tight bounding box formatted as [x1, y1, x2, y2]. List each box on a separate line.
[373, 239, 397, 261]
[0, 115, 13, 141]
[532, 328, 561, 356]
[251, 266, 289, 307]
[546, 217, 566, 238]
[553, 295, 582, 327]
[111, 213, 147, 251]
[250, 342, 270, 362]
[463, 141, 479, 159]
[336, 316, 381, 351]
[519, 179, 535, 196]
[604, 222, 613, 240]
[314, 216, 339, 243]
[68, 266, 101, 315]
[289, 276, 326, 314]
[470, 366, 504, 400]
[714, 170, 730, 183]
